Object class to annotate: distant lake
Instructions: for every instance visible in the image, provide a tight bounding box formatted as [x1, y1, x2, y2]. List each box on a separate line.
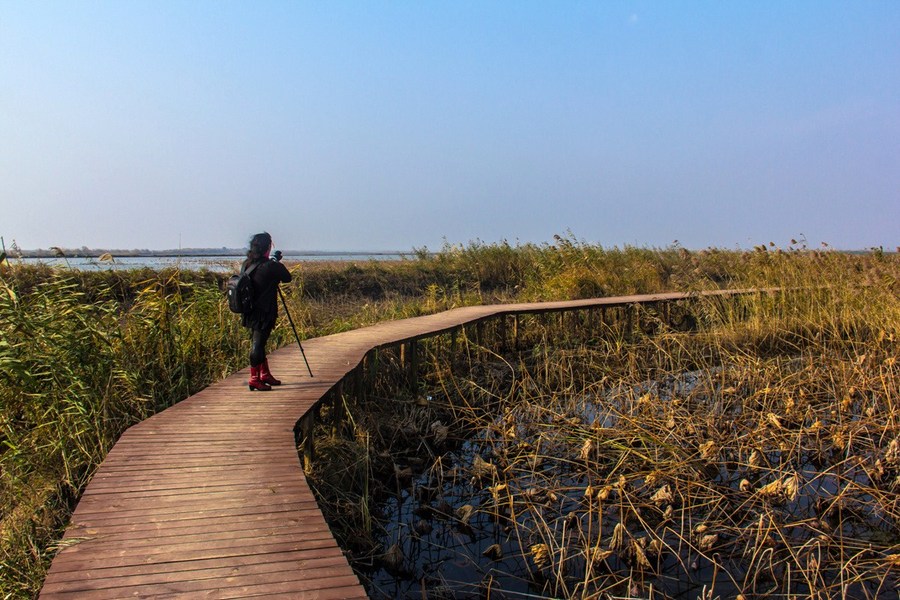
[15, 253, 410, 272]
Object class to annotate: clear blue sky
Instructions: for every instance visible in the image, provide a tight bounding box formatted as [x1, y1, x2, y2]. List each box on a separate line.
[2, 1, 898, 251]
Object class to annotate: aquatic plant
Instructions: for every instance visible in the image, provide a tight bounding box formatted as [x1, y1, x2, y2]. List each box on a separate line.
[307, 249, 900, 599]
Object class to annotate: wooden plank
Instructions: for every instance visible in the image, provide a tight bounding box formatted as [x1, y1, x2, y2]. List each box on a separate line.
[64, 499, 321, 526]
[46, 536, 344, 573]
[152, 578, 366, 600]
[51, 529, 341, 562]
[61, 512, 328, 542]
[74, 483, 314, 507]
[40, 555, 349, 592]
[85, 464, 303, 484]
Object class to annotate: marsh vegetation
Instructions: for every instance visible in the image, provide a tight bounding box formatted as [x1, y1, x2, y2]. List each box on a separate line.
[0, 239, 896, 598]
[304, 246, 900, 599]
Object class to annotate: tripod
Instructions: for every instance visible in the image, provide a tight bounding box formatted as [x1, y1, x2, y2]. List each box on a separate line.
[273, 252, 313, 377]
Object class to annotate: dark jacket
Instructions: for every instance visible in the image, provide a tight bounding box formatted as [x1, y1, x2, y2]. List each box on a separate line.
[241, 258, 292, 330]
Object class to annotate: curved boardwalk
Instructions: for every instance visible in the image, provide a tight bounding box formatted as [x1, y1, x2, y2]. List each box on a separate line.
[40, 290, 747, 599]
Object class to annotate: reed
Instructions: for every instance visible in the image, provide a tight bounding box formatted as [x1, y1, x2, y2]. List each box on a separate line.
[305, 248, 899, 599]
[0, 243, 894, 597]
[0, 270, 248, 596]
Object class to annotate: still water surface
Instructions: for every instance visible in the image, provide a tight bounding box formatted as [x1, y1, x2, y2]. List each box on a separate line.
[16, 253, 408, 272]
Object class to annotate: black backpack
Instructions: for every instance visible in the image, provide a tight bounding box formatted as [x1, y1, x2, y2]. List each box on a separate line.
[226, 262, 259, 314]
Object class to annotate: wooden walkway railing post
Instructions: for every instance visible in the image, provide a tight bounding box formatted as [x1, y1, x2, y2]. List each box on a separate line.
[331, 381, 345, 438]
[407, 340, 419, 393]
[513, 314, 520, 351]
[300, 411, 316, 472]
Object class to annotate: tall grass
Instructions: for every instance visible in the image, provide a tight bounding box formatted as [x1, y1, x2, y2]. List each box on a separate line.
[0, 243, 894, 597]
[0, 270, 246, 596]
[304, 248, 899, 599]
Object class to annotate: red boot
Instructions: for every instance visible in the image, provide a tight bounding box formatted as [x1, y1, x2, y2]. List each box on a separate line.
[248, 366, 272, 391]
[260, 359, 282, 386]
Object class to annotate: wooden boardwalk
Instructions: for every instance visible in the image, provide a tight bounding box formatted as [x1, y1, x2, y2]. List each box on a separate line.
[40, 290, 747, 599]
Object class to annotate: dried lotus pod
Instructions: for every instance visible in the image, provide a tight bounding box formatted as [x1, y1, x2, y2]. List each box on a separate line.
[697, 533, 719, 552]
[831, 427, 848, 451]
[596, 485, 612, 502]
[840, 395, 853, 412]
[885, 438, 900, 467]
[609, 522, 627, 552]
[632, 540, 651, 569]
[471, 455, 497, 482]
[782, 474, 800, 502]
[483, 543, 503, 561]
[699, 440, 718, 460]
[455, 504, 474, 525]
[806, 554, 819, 576]
[394, 466, 413, 484]
[414, 519, 432, 535]
[588, 547, 612, 564]
[430, 421, 448, 445]
[580, 438, 594, 461]
[489, 483, 508, 500]
[757, 478, 783, 498]
[383, 542, 403, 571]
[650, 484, 673, 506]
[530, 543, 551, 569]
[748, 449, 763, 470]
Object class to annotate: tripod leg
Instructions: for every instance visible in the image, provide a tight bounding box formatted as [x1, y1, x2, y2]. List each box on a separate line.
[278, 287, 314, 377]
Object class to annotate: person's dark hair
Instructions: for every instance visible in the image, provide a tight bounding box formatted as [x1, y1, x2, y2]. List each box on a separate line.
[247, 232, 272, 261]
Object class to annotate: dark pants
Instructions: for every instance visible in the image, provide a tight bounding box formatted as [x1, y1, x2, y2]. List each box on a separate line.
[250, 327, 272, 367]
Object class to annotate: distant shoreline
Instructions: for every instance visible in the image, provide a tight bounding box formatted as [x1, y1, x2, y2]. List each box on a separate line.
[12, 248, 409, 259]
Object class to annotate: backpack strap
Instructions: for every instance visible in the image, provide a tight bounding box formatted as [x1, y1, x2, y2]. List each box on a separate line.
[241, 261, 261, 277]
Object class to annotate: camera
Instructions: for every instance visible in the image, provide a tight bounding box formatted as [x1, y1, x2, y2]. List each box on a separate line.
[272, 250, 283, 262]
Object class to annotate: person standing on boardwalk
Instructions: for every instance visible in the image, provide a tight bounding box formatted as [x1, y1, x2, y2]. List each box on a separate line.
[242, 232, 292, 391]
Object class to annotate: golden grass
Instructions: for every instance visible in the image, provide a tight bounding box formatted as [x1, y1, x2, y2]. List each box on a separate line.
[307, 254, 900, 598]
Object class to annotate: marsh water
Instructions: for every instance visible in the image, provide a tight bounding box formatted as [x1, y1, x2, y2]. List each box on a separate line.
[15, 252, 407, 271]
[359, 365, 899, 599]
